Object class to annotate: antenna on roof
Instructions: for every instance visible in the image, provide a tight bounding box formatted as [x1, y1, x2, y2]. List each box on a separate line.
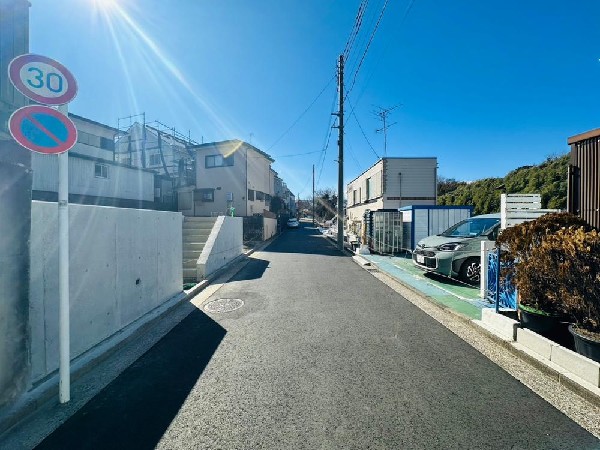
[373, 104, 401, 157]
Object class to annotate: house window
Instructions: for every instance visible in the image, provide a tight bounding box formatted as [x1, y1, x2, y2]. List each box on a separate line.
[205, 154, 234, 168]
[256, 191, 265, 201]
[195, 188, 214, 202]
[366, 178, 372, 200]
[149, 154, 162, 166]
[353, 190, 357, 205]
[248, 189, 255, 201]
[94, 163, 108, 179]
[100, 137, 115, 151]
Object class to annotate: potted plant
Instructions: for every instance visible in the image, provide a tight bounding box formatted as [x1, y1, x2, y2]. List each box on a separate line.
[495, 213, 590, 338]
[539, 227, 600, 362]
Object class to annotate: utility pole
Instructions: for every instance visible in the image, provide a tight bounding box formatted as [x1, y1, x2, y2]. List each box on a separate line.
[336, 54, 345, 251]
[374, 105, 400, 157]
[312, 164, 315, 226]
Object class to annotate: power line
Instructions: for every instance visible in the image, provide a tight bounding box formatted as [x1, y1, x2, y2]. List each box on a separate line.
[343, 0, 369, 60]
[315, 84, 340, 188]
[267, 74, 336, 151]
[277, 150, 322, 158]
[345, 93, 380, 160]
[345, 0, 390, 99]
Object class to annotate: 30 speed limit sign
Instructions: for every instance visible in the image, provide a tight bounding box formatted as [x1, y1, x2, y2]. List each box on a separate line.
[8, 53, 78, 106]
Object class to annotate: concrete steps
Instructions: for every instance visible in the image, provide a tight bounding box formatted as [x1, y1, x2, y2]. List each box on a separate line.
[182, 217, 217, 282]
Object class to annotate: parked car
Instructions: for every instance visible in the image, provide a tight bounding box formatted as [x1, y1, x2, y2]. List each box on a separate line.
[412, 213, 501, 285]
[287, 218, 300, 229]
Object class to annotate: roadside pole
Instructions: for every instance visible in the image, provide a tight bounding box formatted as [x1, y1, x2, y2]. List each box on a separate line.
[336, 54, 344, 251]
[312, 164, 315, 226]
[8, 53, 78, 404]
[58, 104, 70, 403]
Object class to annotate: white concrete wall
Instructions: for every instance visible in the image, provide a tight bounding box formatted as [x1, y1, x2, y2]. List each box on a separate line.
[197, 216, 243, 278]
[263, 217, 277, 240]
[29, 201, 183, 383]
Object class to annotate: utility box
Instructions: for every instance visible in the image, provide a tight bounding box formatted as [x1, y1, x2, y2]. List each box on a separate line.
[400, 205, 473, 251]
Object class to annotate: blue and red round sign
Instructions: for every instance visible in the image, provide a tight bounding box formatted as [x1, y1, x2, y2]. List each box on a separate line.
[8, 54, 78, 106]
[8, 105, 78, 154]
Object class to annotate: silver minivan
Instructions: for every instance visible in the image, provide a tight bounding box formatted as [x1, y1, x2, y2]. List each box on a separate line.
[412, 213, 501, 285]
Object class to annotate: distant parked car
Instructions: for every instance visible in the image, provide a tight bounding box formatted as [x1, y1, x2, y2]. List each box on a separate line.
[412, 213, 501, 285]
[287, 218, 300, 229]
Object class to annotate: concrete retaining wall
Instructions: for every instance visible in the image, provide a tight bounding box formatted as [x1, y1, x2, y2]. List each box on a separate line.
[29, 201, 183, 383]
[263, 217, 277, 240]
[198, 216, 243, 278]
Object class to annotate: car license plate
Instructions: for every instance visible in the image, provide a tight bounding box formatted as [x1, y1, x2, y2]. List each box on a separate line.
[416, 254, 425, 264]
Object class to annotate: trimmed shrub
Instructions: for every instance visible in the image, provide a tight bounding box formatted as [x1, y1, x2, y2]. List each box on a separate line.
[495, 212, 591, 314]
[537, 228, 600, 333]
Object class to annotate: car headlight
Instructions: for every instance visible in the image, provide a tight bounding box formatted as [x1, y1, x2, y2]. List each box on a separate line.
[437, 242, 466, 251]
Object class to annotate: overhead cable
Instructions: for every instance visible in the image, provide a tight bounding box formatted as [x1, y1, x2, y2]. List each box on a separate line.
[267, 74, 336, 151]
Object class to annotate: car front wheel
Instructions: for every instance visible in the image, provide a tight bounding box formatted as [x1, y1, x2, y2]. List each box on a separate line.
[459, 257, 480, 285]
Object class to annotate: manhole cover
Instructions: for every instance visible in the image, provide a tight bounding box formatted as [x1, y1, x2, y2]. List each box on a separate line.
[204, 298, 244, 313]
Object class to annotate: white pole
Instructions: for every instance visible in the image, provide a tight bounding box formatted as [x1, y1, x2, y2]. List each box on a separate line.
[58, 104, 70, 403]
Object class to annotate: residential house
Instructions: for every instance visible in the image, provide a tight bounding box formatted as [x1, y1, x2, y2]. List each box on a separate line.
[32, 114, 157, 209]
[178, 139, 275, 217]
[567, 127, 600, 229]
[115, 122, 195, 182]
[346, 157, 438, 228]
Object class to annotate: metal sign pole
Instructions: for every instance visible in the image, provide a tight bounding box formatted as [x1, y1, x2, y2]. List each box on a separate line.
[58, 104, 70, 403]
[8, 54, 78, 405]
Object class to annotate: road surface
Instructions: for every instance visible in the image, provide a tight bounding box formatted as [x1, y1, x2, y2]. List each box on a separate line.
[36, 222, 599, 449]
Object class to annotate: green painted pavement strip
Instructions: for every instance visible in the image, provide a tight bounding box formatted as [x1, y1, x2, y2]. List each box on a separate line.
[362, 255, 484, 320]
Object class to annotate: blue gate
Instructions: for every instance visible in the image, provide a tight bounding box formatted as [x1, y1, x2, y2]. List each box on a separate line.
[486, 248, 517, 310]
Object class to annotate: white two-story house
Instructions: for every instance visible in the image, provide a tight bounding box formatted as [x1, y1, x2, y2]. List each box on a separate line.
[178, 140, 275, 217]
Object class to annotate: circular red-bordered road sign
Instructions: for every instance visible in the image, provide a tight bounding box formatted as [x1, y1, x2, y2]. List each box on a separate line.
[9, 105, 78, 154]
[8, 54, 78, 106]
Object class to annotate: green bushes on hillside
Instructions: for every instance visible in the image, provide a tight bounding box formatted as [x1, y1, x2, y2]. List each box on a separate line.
[437, 154, 569, 215]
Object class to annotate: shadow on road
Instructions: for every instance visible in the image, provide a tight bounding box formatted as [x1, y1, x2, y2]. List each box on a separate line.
[261, 224, 347, 256]
[228, 257, 270, 282]
[35, 309, 226, 450]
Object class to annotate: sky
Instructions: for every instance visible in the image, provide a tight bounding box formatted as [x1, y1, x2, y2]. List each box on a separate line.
[28, 0, 600, 197]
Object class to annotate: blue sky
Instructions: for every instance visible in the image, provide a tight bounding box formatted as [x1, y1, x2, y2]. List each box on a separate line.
[29, 0, 600, 197]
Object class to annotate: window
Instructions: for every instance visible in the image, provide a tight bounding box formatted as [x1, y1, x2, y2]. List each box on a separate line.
[78, 131, 101, 148]
[366, 178, 372, 200]
[149, 154, 162, 166]
[248, 189, 255, 201]
[195, 188, 214, 202]
[205, 154, 234, 168]
[100, 137, 115, 151]
[256, 191, 265, 201]
[353, 190, 357, 205]
[94, 163, 108, 179]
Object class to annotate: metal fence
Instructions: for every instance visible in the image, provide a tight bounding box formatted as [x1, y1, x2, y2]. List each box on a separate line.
[486, 248, 517, 310]
[366, 210, 403, 255]
[243, 216, 263, 243]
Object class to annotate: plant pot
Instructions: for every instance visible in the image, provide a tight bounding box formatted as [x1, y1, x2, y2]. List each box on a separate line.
[518, 304, 565, 339]
[569, 325, 600, 363]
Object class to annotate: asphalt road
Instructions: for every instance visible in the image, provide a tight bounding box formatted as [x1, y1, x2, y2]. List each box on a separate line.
[36, 222, 599, 449]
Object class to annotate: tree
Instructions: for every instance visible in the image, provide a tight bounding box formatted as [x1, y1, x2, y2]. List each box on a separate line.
[437, 154, 569, 215]
[314, 188, 338, 221]
[270, 196, 285, 214]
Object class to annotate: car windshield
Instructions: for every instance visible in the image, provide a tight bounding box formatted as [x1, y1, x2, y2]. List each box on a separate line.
[440, 218, 499, 238]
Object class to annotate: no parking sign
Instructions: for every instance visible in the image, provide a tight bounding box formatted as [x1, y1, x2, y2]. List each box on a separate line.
[8, 105, 78, 154]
